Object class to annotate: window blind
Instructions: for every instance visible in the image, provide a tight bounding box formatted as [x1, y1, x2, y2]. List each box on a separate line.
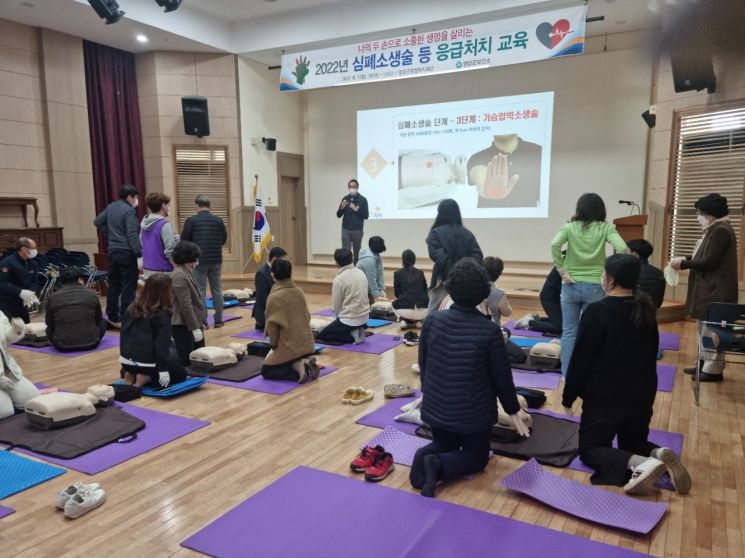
[174, 146, 231, 242]
[668, 107, 745, 261]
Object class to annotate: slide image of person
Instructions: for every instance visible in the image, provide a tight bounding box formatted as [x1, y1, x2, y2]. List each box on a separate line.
[467, 134, 543, 208]
[397, 150, 467, 209]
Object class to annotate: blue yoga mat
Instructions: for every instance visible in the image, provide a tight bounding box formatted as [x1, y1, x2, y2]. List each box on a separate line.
[207, 299, 240, 309]
[367, 318, 390, 328]
[510, 337, 547, 349]
[0, 451, 66, 500]
[141, 377, 209, 398]
[657, 348, 664, 360]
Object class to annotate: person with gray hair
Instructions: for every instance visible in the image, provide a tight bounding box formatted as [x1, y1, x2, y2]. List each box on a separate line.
[0, 237, 40, 323]
[180, 194, 228, 327]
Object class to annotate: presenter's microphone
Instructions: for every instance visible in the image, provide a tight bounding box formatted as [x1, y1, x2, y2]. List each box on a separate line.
[618, 200, 634, 205]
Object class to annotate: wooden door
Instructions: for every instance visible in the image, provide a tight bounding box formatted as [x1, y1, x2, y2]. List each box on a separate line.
[278, 176, 298, 261]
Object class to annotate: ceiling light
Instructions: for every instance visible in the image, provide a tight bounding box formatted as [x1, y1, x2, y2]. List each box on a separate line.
[154, 0, 182, 12]
[616, 19, 628, 25]
[263, 0, 278, 3]
[88, 0, 124, 24]
[136, 34, 148, 43]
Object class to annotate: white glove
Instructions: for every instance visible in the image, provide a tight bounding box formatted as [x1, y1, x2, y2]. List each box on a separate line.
[10, 318, 26, 336]
[563, 406, 574, 417]
[158, 372, 170, 388]
[19, 290, 38, 308]
[137, 257, 143, 270]
[508, 413, 531, 437]
[192, 329, 204, 343]
[0, 376, 14, 392]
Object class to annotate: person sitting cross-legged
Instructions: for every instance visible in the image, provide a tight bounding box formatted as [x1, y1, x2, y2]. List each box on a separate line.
[261, 258, 319, 383]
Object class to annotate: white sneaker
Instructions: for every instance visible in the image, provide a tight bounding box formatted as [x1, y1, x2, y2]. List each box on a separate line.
[55, 482, 102, 510]
[415, 321, 424, 328]
[411, 363, 420, 374]
[398, 320, 407, 330]
[514, 314, 536, 330]
[64, 487, 107, 519]
[651, 447, 692, 494]
[624, 458, 666, 496]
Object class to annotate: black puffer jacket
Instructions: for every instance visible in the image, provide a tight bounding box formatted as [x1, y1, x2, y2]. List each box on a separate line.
[419, 304, 520, 433]
[392, 267, 429, 309]
[180, 210, 227, 265]
[120, 309, 173, 371]
[426, 224, 483, 288]
[637, 259, 666, 309]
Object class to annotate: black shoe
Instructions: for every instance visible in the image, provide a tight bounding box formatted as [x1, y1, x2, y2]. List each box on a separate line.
[683, 367, 696, 375]
[213, 321, 224, 329]
[693, 371, 724, 382]
[420, 454, 443, 498]
[409, 446, 435, 489]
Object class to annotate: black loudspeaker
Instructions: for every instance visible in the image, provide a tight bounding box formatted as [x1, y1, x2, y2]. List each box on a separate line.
[671, 51, 716, 93]
[642, 109, 656, 129]
[262, 137, 277, 151]
[88, 0, 125, 24]
[181, 96, 210, 137]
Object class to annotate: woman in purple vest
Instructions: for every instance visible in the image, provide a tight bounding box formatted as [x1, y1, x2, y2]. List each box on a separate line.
[140, 193, 176, 278]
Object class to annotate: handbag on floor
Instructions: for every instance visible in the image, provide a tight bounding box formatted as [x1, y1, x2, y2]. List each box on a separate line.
[246, 341, 272, 357]
[514, 387, 547, 409]
[110, 383, 142, 402]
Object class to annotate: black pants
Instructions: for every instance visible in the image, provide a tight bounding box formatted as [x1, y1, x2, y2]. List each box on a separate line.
[261, 360, 300, 381]
[120, 347, 188, 388]
[172, 325, 205, 366]
[316, 319, 359, 344]
[529, 294, 563, 336]
[51, 320, 108, 353]
[578, 406, 658, 486]
[422, 427, 492, 481]
[106, 251, 139, 323]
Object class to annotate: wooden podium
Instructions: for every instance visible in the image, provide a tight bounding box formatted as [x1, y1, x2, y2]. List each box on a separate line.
[613, 214, 648, 243]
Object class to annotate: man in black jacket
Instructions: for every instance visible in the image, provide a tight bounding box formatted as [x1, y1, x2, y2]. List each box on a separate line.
[93, 184, 141, 328]
[46, 266, 107, 352]
[0, 238, 39, 323]
[181, 194, 228, 327]
[627, 239, 666, 309]
[336, 179, 369, 265]
[252, 246, 287, 331]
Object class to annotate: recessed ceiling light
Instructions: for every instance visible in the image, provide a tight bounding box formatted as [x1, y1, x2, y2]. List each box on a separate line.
[136, 34, 148, 43]
[20, 1, 35, 7]
[616, 19, 628, 25]
[263, 0, 277, 3]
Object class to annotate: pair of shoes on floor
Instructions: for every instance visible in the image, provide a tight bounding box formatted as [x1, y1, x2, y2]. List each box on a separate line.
[55, 482, 107, 519]
[410, 447, 443, 498]
[341, 387, 374, 405]
[403, 332, 419, 346]
[350, 445, 395, 481]
[624, 448, 692, 496]
[384, 383, 414, 398]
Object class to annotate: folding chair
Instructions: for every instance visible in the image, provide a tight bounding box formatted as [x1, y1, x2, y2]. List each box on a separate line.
[694, 302, 745, 405]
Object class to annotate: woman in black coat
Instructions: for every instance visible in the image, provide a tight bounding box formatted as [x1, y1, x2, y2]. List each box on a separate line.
[410, 258, 528, 498]
[425, 199, 483, 313]
[391, 249, 429, 325]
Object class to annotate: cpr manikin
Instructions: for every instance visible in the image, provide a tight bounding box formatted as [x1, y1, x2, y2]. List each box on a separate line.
[398, 150, 467, 209]
[0, 311, 41, 419]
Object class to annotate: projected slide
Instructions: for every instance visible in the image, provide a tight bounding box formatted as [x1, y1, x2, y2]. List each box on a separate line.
[357, 92, 554, 219]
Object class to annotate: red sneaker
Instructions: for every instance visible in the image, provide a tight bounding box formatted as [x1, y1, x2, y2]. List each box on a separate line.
[350, 446, 384, 473]
[364, 452, 395, 482]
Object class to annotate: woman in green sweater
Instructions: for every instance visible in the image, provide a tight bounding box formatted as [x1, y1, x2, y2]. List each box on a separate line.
[551, 194, 628, 377]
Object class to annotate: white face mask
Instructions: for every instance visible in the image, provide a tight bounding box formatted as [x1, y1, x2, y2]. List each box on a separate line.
[131, 197, 139, 208]
[348, 188, 358, 196]
[28, 249, 38, 259]
[697, 214, 710, 228]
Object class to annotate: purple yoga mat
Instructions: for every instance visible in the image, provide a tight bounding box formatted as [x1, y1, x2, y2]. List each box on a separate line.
[206, 313, 241, 326]
[502, 321, 550, 338]
[12, 403, 209, 475]
[11, 333, 119, 358]
[182, 466, 647, 558]
[313, 308, 335, 317]
[657, 364, 676, 392]
[318, 333, 404, 355]
[0, 505, 15, 519]
[232, 329, 266, 341]
[502, 459, 668, 534]
[659, 332, 681, 351]
[208, 367, 338, 395]
[356, 391, 421, 436]
[512, 370, 561, 390]
[364, 426, 429, 466]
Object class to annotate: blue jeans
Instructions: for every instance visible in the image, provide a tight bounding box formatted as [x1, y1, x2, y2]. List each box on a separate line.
[560, 281, 605, 377]
[194, 263, 223, 323]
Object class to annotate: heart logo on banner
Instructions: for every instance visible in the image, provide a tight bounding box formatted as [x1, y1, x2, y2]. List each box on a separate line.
[536, 19, 571, 49]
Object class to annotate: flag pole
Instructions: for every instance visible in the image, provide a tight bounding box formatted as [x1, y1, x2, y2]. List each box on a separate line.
[241, 174, 260, 274]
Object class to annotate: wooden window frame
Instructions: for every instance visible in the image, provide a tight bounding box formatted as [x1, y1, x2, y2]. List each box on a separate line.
[172, 144, 232, 251]
[663, 99, 745, 279]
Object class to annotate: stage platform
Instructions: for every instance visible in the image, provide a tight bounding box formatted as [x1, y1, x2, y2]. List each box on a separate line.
[222, 264, 687, 323]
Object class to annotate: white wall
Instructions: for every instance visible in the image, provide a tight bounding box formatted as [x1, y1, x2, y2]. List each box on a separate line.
[238, 56, 305, 206]
[305, 42, 654, 264]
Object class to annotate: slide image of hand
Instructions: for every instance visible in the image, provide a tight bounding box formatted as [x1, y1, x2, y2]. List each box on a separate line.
[293, 56, 310, 85]
[481, 154, 520, 200]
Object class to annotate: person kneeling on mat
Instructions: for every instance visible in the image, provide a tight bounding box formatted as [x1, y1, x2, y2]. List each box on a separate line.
[0, 311, 41, 419]
[410, 258, 529, 498]
[562, 254, 691, 496]
[261, 258, 319, 383]
[46, 266, 108, 352]
[391, 249, 429, 327]
[119, 274, 187, 389]
[170, 241, 206, 366]
[316, 248, 369, 345]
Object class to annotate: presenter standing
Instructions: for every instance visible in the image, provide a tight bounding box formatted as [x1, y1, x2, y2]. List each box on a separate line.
[336, 179, 369, 265]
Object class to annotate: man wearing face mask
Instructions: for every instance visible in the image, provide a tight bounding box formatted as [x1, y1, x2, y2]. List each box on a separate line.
[0, 237, 40, 323]
[94, 184, 142, 329]
[336, 179, 369, 265]
[140, 192, 176, 278]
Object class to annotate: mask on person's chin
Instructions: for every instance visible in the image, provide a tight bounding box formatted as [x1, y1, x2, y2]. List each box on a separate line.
[28, 249, 38, 259]
[697, 214, 710, 228]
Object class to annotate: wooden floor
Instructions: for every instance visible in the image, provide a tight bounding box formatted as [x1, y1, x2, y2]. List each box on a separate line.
[1, 294, 743, 558]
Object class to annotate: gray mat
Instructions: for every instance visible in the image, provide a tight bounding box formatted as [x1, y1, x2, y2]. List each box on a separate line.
[191, 355, 265, 382]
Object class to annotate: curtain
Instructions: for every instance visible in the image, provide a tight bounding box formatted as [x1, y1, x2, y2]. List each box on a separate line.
[83, 40, 146, 252]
